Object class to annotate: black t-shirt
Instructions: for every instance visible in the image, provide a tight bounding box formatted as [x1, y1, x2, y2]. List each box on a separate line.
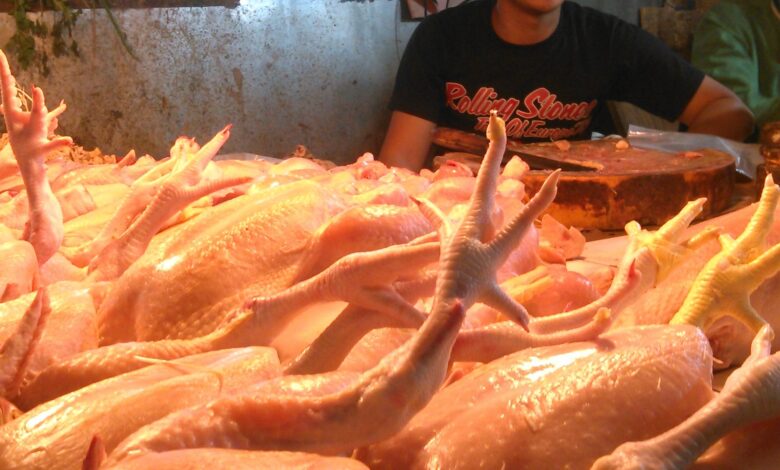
[389, 0, 705, 142]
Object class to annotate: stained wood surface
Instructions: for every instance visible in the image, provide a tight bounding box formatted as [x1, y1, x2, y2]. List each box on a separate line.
[433, 127, 736, 230]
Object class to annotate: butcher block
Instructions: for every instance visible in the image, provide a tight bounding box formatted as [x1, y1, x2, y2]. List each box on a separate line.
[433, 127, 736, 230]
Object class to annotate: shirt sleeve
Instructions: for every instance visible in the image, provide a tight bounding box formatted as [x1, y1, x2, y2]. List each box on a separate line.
[388, 18, 447, 123]
[692, 4, 780, 126]
[607, 21, 705, 122]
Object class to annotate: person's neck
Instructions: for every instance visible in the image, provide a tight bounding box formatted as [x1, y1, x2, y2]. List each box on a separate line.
[491, 0, 562, 45]
[773, 0, 780, 20]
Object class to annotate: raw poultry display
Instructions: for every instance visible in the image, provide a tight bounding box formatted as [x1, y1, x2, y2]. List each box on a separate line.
[1, 49, 780, 469]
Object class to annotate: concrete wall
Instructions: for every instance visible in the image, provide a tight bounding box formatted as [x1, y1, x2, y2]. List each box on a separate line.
[0, 0, 661, 163]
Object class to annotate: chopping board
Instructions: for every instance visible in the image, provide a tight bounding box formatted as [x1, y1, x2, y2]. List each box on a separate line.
[433, 127, 736, 230]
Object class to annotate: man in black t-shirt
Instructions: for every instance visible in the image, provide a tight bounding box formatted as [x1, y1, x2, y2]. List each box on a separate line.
[379, 0, 755, 171]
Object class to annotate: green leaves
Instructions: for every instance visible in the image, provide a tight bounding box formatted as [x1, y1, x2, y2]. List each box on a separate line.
[3, 0, 133, 77]
[4, 0, 80, 76]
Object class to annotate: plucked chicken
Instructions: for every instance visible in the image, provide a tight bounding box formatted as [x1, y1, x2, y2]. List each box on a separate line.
[0, 48, 780, 470]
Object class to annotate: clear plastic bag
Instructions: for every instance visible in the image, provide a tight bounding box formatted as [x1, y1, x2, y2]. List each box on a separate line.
[627, 125, 762, 180]
[215, 153, 280, 163]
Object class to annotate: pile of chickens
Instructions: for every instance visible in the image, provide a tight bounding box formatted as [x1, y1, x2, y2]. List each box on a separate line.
[1, 49, 780, 469]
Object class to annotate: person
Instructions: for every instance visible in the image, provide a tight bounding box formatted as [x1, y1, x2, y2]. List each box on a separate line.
[379, 0, 755, 171]
[692, 0, 780, 133]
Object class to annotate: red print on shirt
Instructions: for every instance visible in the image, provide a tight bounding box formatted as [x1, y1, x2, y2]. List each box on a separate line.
[445, 83, 598, 139]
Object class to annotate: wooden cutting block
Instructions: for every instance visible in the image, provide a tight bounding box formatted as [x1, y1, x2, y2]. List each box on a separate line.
[433, 127, 736, 230]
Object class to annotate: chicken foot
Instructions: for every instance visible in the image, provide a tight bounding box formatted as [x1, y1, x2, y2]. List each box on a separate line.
[230, 238, 440, 346]
[87, 126, 252, 281]
[66, 129, 243, 271]
[289, 276, 610, 374]
[284, 277, 435, 376]
[17, 236, 435, 407]
[450, 307, 612, 363]
[103, 111, 560, 464]
[531, 197, 719, 335]
[671, 175, 780, 365]
[0, 50, 72, 264]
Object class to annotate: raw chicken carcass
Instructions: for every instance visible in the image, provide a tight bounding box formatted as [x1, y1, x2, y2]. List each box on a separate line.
[594, 324, 780, 469]
[96, 179, 349, 343]
[570, 174, 780, 366]
[0, 347, 281, 470]
[314, 193, 713, 372]
[103, 449, 368, 470]
[38, 252, 86, 285]
[0, 239, 37, 301]
[97, 176, 432, 344]
[59, 185, 130, 249]
[359, 325, 714, 469]
[49, 151, 154, 192]
[586, 178, 780, 467]
[52, 184, 96, 222]
[0, 182, 93, 232]
[100, 111, 568, 467]
[669, 175, 780, 366]
[12, 230, 435, 409]
[0, 282, 97, 384]
[14, 308, 260, 409]
[0, 289, 49, 398]
[519, 265, 599, 317]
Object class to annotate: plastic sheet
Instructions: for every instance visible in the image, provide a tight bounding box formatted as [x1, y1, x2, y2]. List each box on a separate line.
[214, 153, 281, 163]
[627, 125, 762, 180]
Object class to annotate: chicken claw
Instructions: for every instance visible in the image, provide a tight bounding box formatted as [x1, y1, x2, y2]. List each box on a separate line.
[434, 111, 560, 331]
[0, 50, 71, 264]
[235, 239, 440, 345]
[530, 198, 714, 335]
[103, 111, 559, 465]
[87, 125, 251, 281]
[624, 197, 719, 284]
[0, 52, 72, 161]
[453, 308, 612, 364]
[285, 269, 438, 375]
[670, 175, 780, 334]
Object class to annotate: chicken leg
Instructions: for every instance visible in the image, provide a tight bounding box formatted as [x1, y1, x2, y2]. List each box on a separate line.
[87, 126, 251, 281]
[0, 50, 72, 265]
[532, 197, 718, 335]
[102, 110, 560, 465]
[671, 175, 780, 365]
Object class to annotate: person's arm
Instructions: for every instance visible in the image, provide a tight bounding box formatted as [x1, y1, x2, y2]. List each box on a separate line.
[377, 12, 446, 172]
[378, 111, 436, 172]
[691, 3, 780, 127]
[606, 17, 753, 141]
[678, 75, 755, 142]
